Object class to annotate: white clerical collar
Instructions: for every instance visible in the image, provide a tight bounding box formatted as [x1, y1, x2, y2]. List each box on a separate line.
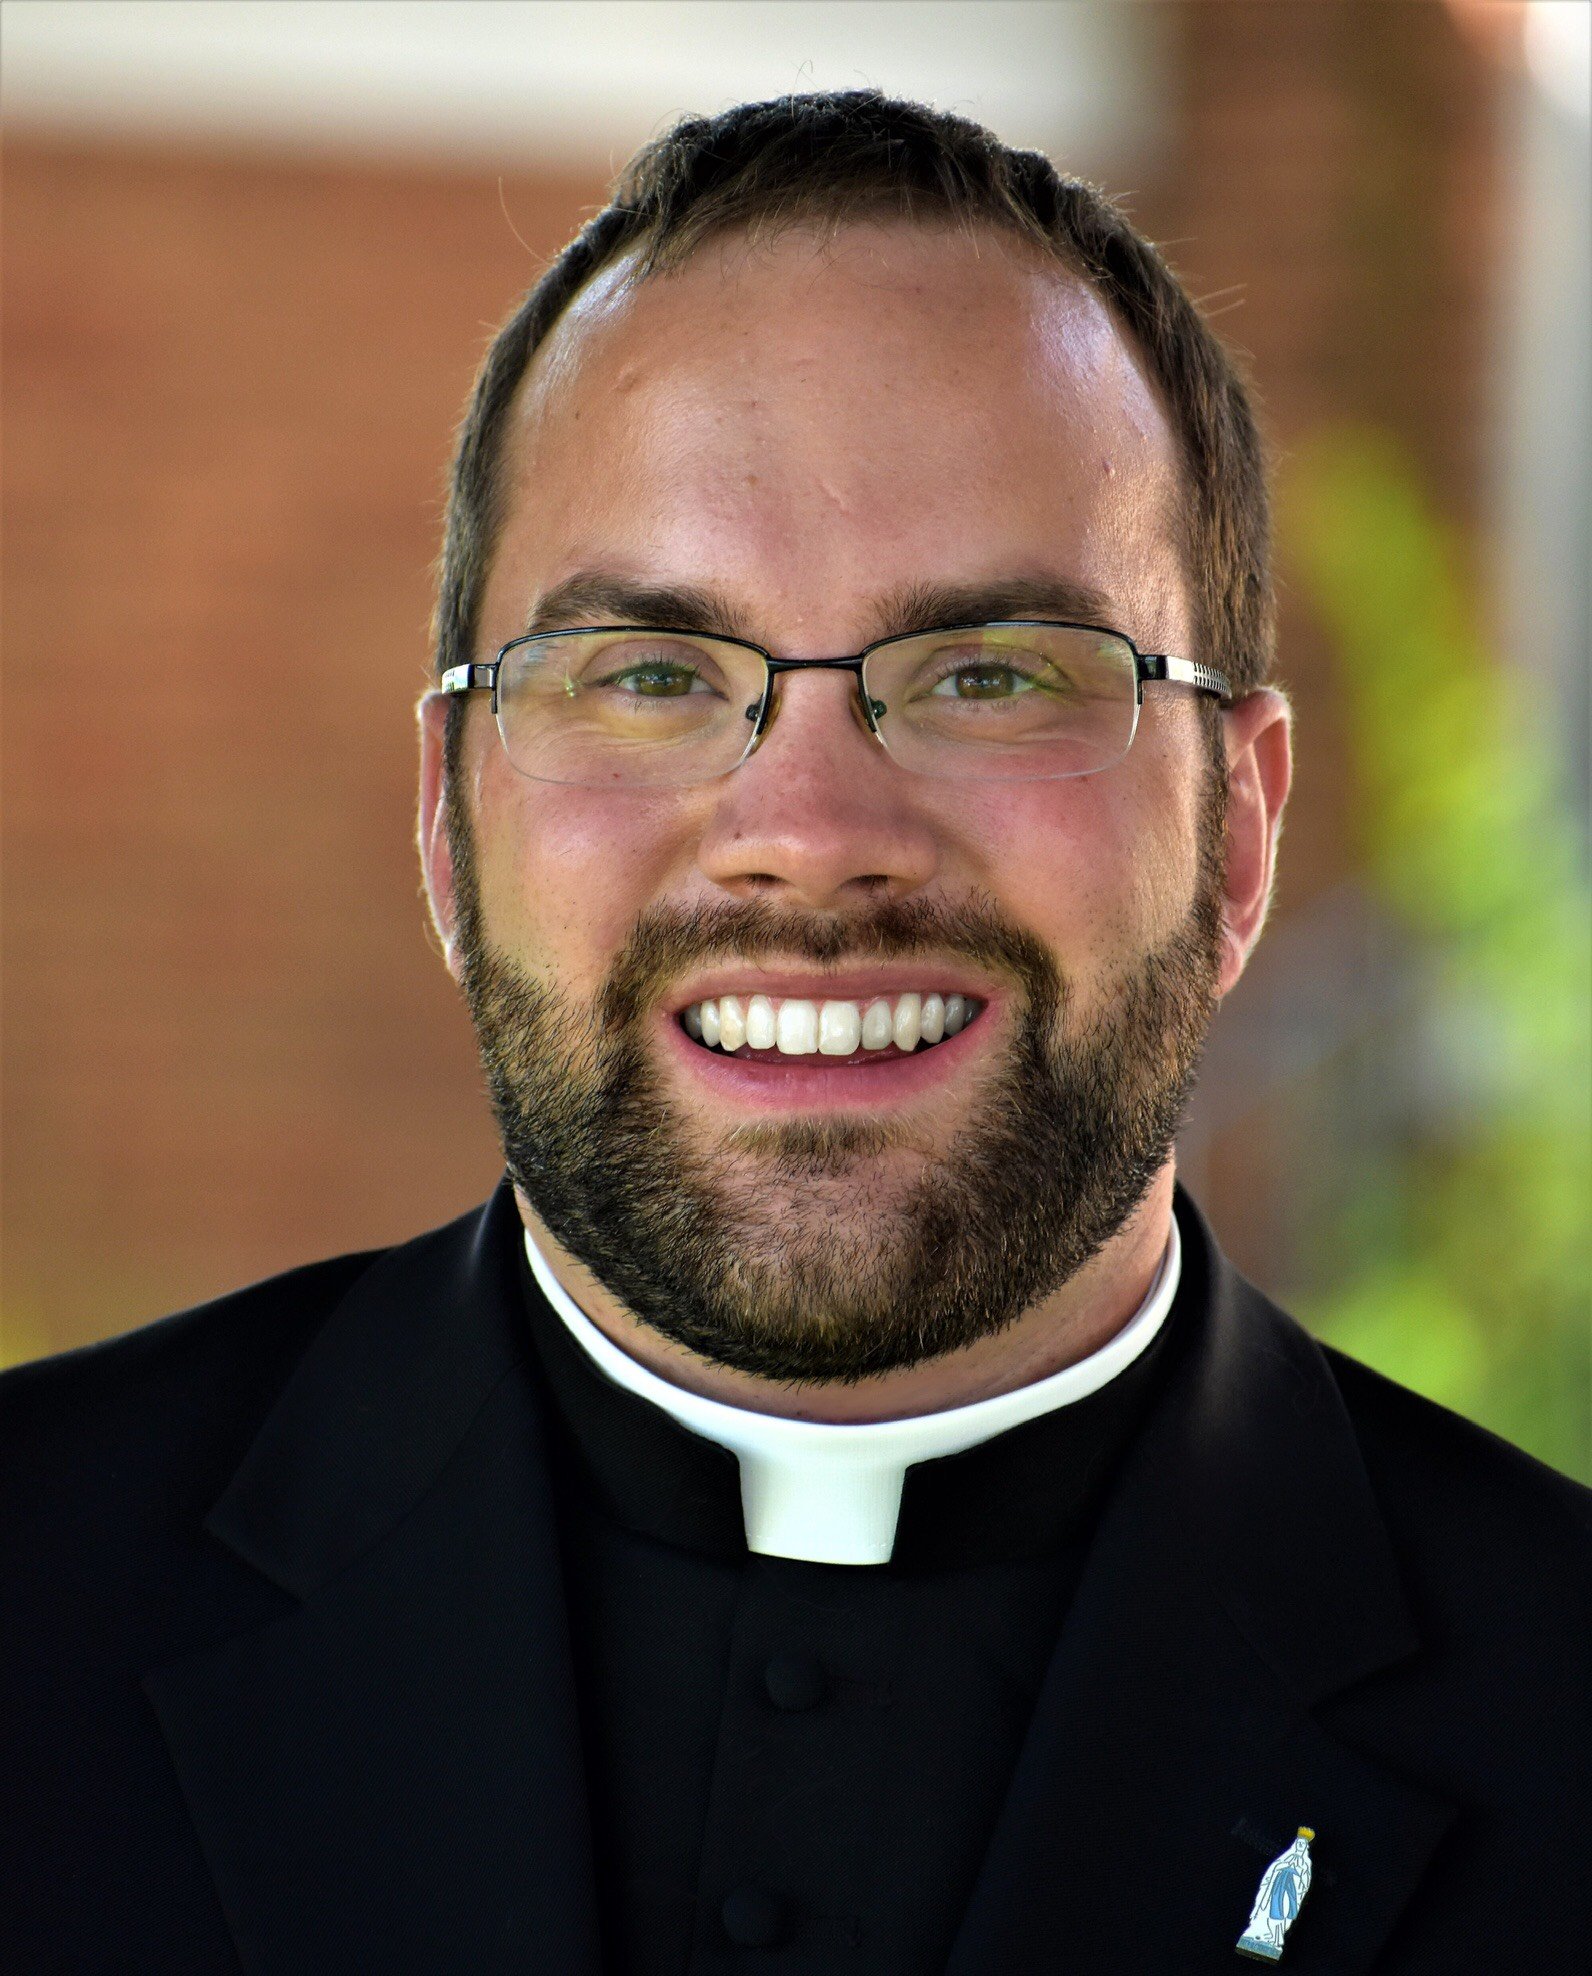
[522, 1215, 1180, 1567]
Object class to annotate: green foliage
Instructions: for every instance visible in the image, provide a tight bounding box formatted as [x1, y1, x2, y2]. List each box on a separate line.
[1283, 428, 1591, 1480]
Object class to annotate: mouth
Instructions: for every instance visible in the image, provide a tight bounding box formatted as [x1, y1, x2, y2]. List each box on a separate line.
[679, 989, 985, 1063]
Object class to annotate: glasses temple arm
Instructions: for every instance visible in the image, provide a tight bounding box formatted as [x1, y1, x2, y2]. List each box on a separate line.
[1139, 652, 1233, 704]
[439, 663, 497, 694]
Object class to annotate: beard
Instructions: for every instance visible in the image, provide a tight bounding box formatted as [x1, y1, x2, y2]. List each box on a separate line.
[447, 769, 1226, 1387]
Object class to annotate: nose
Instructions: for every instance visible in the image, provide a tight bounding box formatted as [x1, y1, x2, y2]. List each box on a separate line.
[694, 667, 941, 909]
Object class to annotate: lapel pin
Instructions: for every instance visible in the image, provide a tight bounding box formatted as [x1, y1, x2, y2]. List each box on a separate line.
[1236, 1825, 1315, 1962]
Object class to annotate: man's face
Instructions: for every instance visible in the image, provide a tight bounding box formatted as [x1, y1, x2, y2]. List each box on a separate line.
[425, 222, 1232, 1384]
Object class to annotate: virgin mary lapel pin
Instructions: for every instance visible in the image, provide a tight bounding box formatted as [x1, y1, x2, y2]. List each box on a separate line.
[1235, 1826, 1315, 1962]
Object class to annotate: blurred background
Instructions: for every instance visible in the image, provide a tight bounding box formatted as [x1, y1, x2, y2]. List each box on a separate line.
[2, 0, 1587, 1477]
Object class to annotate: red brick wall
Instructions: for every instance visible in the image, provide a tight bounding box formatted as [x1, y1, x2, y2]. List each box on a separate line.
[1137, 0, 1508, 1264]
[2, 142, 607, 1356]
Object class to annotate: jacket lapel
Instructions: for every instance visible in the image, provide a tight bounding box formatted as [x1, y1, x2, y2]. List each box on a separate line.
[946, 1196, 1456, 1974]
[143, 1183, 601, 1976]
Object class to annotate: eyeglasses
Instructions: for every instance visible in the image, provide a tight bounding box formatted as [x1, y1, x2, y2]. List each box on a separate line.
[440, 619, 1231, 789]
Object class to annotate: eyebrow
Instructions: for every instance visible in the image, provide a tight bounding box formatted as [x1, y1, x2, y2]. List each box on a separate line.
[519, 569, 1128, 650]
[522, 574, 746, 641]
[871, 574, 1125, 641]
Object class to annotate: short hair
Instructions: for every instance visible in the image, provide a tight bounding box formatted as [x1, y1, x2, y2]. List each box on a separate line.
[434, 89, 1273, 768]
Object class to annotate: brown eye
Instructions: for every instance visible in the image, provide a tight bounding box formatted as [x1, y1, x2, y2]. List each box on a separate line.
[933, 663, 1037, 699]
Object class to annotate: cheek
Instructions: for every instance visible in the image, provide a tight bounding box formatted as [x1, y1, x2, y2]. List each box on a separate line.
[958, 764, 1195, 973]
[470, 757, 692, 988]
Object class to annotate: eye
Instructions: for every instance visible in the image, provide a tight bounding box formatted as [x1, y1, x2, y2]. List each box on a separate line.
[580, 637, 727, 698]
[927, 660, 1042, 700]
[602, 662, 708, 697]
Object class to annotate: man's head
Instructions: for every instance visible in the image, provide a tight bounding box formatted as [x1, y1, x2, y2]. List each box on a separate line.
[418, 92, 1290, 1394]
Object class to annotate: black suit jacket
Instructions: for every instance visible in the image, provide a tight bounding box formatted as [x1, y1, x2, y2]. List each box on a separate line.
[3, 1183, 1587, 1974]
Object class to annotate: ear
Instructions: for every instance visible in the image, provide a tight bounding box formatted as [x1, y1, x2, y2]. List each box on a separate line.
[1214, 688, 1293, 999]
[417, 690, 465, 984]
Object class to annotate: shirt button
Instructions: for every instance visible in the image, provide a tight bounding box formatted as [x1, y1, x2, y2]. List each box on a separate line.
[763, 1652, 827, 1712]
[721, 1885, 788, 1948]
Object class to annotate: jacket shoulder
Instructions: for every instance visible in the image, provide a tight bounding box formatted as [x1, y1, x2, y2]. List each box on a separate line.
[1317, 1339, 1590, 1664]
[0, 1248, 387, 1525]
[1321, 1340, 1590, 1543]
[5, 1246, 380, 1431]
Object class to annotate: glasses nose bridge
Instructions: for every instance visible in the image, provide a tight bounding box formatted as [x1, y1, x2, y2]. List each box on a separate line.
[755, 651, 886, 745]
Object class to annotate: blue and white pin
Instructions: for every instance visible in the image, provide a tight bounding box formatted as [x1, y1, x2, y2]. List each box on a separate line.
[1235, 1826, 1315, 1962]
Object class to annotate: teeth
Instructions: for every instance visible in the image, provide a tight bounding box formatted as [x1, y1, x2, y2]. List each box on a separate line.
[861, 998, 893, 1051]
[893, 993, 921, 1052]
[680, 990, 983, 1057]
[746, 994, 777, 1049]
[819, 1001, 862, 1055]
[776, 1000, 818, 1054]
[718, 994, 747, 1051]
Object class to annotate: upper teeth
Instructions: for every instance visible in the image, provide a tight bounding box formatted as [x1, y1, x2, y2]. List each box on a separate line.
[681, 991, 978, 1055]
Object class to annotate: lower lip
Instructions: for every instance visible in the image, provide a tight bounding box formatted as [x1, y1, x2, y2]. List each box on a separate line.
[659, 1004, 999, 1112]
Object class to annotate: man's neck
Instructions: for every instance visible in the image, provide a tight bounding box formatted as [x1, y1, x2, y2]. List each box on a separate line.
[512, 1167, 1178, 1425]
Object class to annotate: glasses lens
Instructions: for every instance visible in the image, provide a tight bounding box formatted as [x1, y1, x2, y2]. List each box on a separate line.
[866, 623, 1138, 780]
[495, 631, 767, 786]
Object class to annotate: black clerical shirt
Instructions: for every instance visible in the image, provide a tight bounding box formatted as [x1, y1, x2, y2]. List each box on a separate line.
[515, 1240, 1185, 1975]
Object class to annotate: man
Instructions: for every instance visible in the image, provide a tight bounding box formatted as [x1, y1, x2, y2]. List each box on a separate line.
[3, 92, 1586, 1976]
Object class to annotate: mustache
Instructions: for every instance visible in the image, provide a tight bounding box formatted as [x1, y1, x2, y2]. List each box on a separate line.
[596, 895, 1066, 1031]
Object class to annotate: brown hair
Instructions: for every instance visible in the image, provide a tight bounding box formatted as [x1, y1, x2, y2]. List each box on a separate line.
[434, 90, 1272, 767]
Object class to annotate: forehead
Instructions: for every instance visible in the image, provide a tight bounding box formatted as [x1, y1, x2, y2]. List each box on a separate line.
[489, 221, 1185, 643]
